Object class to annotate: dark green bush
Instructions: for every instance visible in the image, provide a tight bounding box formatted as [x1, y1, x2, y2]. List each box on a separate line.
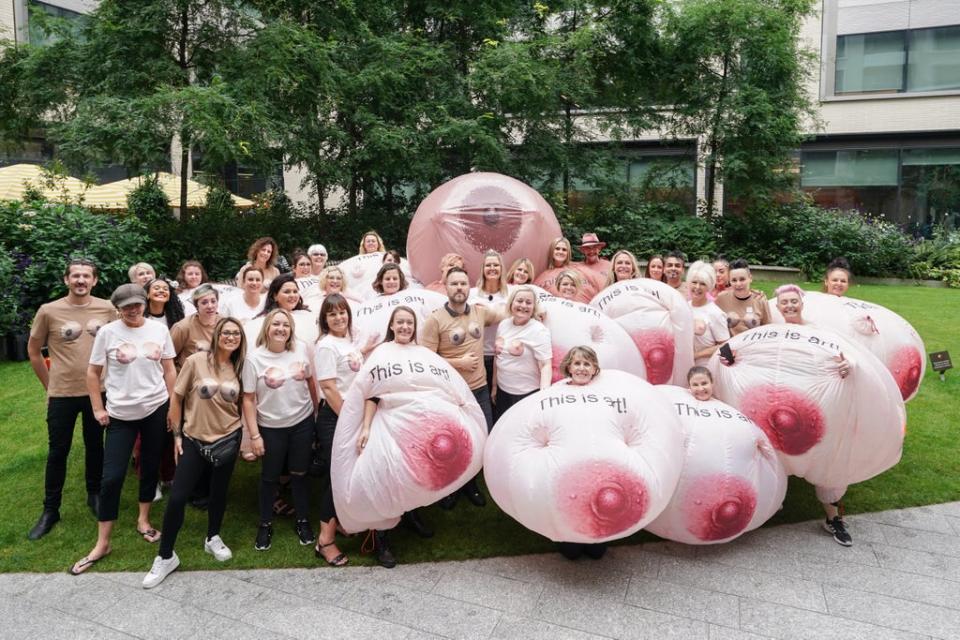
[0, 247, 17, 335]
[909, 228, 960, 288]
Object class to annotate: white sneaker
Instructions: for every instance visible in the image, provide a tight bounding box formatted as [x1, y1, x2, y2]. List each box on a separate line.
[204, 535, 233, 562]
[142, 552, 179, 589]
[153, 484, 162, 503]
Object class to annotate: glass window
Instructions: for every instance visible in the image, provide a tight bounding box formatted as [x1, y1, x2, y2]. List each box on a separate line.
[836, 31, 906, 94]
[907, 26, 960, 93]
[801, 149, 899, 220]
[28, 1, 84, 46]
[900, 148, 960, 234]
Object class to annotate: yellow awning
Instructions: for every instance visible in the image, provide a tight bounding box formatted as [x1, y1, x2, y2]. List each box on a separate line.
[0, 164, 89, 203]
[84, 172, 255, 210]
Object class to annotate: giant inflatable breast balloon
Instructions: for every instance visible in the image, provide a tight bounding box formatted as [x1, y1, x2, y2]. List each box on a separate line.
[407, 173, 562, 285]
[337, 253, 416, 301]
[484, 370, 683, 543]
[646, 386, 787, 545]
[769, 292, 925, 402]
[534, 293, 646, 382]
[350, 289, 449, 347]
[592, 279, 695, 386]
[332, 342, 487, 533]
[707, 323, 905, 488]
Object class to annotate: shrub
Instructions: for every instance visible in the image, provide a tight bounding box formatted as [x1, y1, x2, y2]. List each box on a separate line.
[0, 247, 17, 335]
[910, 228, 960, 288]
[0, 199, 157, 333]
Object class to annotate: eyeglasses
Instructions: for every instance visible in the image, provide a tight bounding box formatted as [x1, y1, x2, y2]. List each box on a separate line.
[221, 331, 242, 337]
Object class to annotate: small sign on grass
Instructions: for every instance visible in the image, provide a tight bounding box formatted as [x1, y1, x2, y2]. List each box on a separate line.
[930, 351, 952, 382]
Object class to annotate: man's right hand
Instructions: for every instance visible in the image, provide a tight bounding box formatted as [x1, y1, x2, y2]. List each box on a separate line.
[460, 353, 481, 372]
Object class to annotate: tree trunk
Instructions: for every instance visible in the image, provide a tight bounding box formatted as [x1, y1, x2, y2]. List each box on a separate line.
[179, 131, 190, 214]
[705, 52, 731, 217]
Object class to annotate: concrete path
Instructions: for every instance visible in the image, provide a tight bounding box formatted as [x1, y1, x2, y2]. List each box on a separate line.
[4, 502, 960, 639]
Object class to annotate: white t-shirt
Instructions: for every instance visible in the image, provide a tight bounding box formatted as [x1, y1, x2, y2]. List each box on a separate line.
[469, 287, 508, 357]
[315, 334, 364, 397]
[241, 342, 314, 428]
[89, 319, 176, 421]
[691, 302, 731, 366]
[219, 291, 264, 323]
[494, 317, 552, 395]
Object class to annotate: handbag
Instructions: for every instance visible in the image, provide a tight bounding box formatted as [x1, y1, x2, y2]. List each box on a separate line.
[192, 429, 242, 467]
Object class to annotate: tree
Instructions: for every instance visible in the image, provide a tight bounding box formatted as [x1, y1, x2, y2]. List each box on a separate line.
[659, 0, 818, 215]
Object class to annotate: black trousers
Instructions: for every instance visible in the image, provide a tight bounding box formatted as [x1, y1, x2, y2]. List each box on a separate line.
[43, 395, 105, 512]
[258, 416, 313, 523]
[472, 386, 494, 433]
[493, 387, 536, 423]
[98, 402, 168, 522]
[159, 434, 238, 559]
[315, 403, 338, 523]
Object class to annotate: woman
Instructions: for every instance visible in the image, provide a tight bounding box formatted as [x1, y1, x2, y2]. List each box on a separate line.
[307, 244, 328, 276]
[382, 250, 402, 265]
[644, 255, 665, 282]
[355, 306, 423, 568]
[241, 308, 318, 551]
[606, 250, 641, 286]
[494, 287, 551, 419]
[426, 253, 465, 293]
[250, 273, 319, 344]
[372, 263, 408, 296]
[470, 250, 509, 395]
[292, 251, 313, 279]
[70, 284, 176, 575]
[312, 294, 366, 567]
[774, 283, 854, 546]
[142, 318, 246, 588]
[686, 261, 730, 365]
[129, 263, 157, 286]
[175, 260, 209, 305]
[555, 270, 583, 301]
[220, 266, 264, 323]
[505, 258, 535, 286]
[714, 259, 770, 336]
[319, 266, 361, 303]
[236, 237, 280, 291]
[712, 257, 730, 297]
[358, 230, 386, 255]
[145, 278, 192, 328]
[823, 257, 852, 297]
[687, 366, 715, 402]
[555, 345, 608, 561]
[171, 284, 221, 370]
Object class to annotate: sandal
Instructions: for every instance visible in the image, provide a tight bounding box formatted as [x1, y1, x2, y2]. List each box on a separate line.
[137, 527, 161, 543]
[272, 498, 295, 517]
[315, 541, 348, 567]
[68, 549, 111, 575]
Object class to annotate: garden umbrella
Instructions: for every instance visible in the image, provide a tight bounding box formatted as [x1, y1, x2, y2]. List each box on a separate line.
[84, 172, 255, 210]
[0, 164, 89, 203]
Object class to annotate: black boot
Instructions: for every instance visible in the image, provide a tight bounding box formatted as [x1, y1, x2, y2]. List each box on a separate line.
[461, 478, 486, 507]
[86, 493, 100, 519]
[28, 510, 60, 540]
[375, 531, 397, 568]
[401, 510, 434, 538]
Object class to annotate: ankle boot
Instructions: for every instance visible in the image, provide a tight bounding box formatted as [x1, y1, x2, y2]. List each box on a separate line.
[401, 510, 433, 538]
[375, 530, 397, 568]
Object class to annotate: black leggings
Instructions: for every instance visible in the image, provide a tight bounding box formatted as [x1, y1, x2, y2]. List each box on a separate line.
[258, 416, 313, 523]
[98, 402, 168, 522]
[493, 387, 536, 422]
[315, 403, 338, 523]
[159, 433, 238, 559]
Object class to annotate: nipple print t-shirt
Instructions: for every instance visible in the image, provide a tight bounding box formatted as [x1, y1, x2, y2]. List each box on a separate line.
[315, 334, 364, 397]
[421, 304, 497, 391]
[175, 351, 242, 442]
[690, 303, 731, 365]
[242, 342, 314, 428]
[715, 289, 771, 336]
[89, 319, 176, 421]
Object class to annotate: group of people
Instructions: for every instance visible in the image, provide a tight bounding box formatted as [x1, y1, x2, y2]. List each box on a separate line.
[25, 228, 858, 588]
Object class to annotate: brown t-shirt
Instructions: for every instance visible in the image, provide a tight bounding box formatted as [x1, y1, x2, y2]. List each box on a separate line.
[174, 351, 242, 442]
[170, 314, 217, 370]
[421, 303, 498, 390]
[30, 297, 116, 397]
[715, 289, 771, 336]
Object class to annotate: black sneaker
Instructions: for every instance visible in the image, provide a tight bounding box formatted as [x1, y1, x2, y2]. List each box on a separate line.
[823, 516, 853, 546]
[255, 522, 273, 551]
[295, 519, 316, 546]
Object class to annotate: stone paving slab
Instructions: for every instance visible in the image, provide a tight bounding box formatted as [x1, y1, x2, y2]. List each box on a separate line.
[5, 502, 960, 640]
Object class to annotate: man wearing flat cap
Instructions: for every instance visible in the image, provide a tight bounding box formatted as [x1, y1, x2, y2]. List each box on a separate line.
[578, 233, 612, 282]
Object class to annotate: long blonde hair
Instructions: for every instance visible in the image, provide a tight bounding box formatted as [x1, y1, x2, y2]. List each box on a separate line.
[505, 257, 535, 285]
[546, 237, 572, 268]
[606, 250, 640, 286]
[358, 230, 386, 254]
[475, 250, 508, 296]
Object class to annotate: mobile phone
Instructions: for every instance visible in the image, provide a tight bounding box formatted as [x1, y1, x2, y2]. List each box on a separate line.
[719, 343, 735, 364]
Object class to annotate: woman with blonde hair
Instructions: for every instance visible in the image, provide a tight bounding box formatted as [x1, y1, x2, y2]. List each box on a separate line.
[494, 287, 552, 419]
[358, 230, 386, 255]
[606, 250, 641, 286]
[505, 258, 535, 286]
[555, 270, 583, 301]
[470, 250, 510, 395]
[535, 238, 604, 302]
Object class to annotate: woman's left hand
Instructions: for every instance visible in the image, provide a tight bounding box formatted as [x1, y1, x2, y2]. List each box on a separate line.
[835, 353, 851, 379]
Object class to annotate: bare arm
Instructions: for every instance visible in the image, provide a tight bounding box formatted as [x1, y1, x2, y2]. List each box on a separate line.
[319, 379, 343, 414]
[538, 358, 553, 389]
[242, 391, 265, 457]
[161, 358, 177, 431]
[306, 375, 319, 414]
[87, 364, 109, 426]
[357, 399, 378, 453]
[27, 336, 49, 391]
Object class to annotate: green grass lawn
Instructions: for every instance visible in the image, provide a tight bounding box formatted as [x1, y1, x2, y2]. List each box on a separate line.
[1, 281, 958, 574]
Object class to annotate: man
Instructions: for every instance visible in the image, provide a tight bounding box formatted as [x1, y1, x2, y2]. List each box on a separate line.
[307, 244, 328, 277]
[578, 233, 612, 282]
[421, 267, 507, 509]
[664, 250, 688, 296]
[27, 258, 117, 539]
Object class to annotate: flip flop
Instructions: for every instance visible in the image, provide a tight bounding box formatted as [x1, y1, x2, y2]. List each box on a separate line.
[137, 527, 161, 543]
[68, 550, 111, 575]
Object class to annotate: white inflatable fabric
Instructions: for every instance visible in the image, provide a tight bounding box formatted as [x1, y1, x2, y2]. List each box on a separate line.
[350, 289, 449, 348]
[332, 342, 487, 533]
[337, 253, 415, 301]
[707, 323, 905, 487]
[646, 386, 787, 544]
[592, 279, 694, 386]
[484, 369, 683, 543]
[533, 292, 646, 382]
[769, 291, 925, 402]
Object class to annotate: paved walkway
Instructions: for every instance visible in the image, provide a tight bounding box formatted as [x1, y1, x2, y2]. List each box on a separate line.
[4, 502, 960, 639]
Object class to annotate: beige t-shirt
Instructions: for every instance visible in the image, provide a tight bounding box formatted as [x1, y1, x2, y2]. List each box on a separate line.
[30, 297, 116, 397]
[715, 289, 771, 336]
[170, 314, 218, 370]
[174, 351, 242, 443]
[421, 303, 498, 390]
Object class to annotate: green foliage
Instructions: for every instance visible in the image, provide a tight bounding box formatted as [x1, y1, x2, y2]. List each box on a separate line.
[0, 248, 18, 335]
[910, 228, 960, 288]
[126, 174, 173, 227]
[0, 200, 156, 333]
